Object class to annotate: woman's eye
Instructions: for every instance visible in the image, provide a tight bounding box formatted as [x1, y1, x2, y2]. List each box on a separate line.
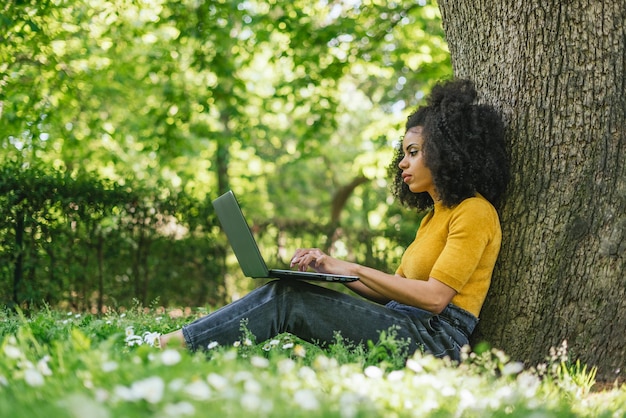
[409, 150, 419, 157]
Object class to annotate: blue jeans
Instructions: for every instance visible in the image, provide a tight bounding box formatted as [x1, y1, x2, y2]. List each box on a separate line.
[182, 280, 478, 361]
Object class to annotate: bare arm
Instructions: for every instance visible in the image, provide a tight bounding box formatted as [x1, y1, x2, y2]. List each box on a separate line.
[291, 248, 457, 314]
[343, 279, 391, 304]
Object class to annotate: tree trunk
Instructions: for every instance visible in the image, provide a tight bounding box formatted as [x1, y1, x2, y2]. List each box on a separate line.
[437, 0, 625, 382]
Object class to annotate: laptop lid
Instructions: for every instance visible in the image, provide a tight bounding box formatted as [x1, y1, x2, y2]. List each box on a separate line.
[212, 190, 358, 282]
[212, 190, 271, 278]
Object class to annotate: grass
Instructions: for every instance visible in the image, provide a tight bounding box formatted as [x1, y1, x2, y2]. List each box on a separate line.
[0, 304, 624, 417]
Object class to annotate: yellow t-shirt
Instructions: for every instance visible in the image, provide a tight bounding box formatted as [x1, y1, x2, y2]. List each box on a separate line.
[395, 195, 502, 317]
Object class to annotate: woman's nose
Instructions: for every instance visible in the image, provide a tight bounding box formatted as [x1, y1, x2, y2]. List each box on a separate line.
[398, 156, 408, 169]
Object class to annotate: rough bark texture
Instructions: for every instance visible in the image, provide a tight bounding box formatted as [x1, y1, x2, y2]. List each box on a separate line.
[437, 0, 625, 382]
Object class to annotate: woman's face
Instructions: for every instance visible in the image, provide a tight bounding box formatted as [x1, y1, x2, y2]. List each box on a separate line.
[398, 127, 436, 199]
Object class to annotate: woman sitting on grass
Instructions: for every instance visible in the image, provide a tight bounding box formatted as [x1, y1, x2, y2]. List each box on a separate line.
[160, 78, 510, 362]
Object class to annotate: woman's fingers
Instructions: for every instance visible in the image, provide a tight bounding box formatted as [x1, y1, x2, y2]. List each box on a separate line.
[290, 248, 326, 271]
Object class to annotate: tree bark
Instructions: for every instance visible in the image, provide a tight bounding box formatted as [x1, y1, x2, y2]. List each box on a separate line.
[437, 0, 626, 382]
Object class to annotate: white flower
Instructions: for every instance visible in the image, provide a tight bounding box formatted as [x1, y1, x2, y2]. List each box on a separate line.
[502, 361, 524, 376]
[387, 370, 405, 382]
[458, 388, 477, 411]
[294, 389, 320, 410]
[168, 378, 186, 392]
[57, 394, 109, 418]
[241, 392, 262, 411]
[183, 380, 212, 400]
[282, 342, 294, 349]
[313, 355, 335, 371]
[293, 344, 306, 358]
[161, 349, 182, 366]
[339, 392, 362, 418]
[244, 378, 262, 394]
[297, 366, 317, 381]
[207, 373, 229, 391]
[277, 358, 296, 375]
[364, 365, 384, 379]
[20, 360, 34, 370]
[125, 335, 143, 347]
[163, 401, 195, 416]
[517, 372, 541, 398]
[102, 361, 119, 372]
[37, 356, 53, 376]
[131, 376, 165, 404]
[207, 341, 219, 350]
[250, 356, 270, 368]
[24, 368, 45, 387]
[143, 331, 161, 347]
[3, 344, 22, 359]
[125, 327, 144, 347]
[233, 371, 253, 383]
[83, 378, 94, 389]
[406, 358, 424, 373]
[94, 388, 109, 402]
[114, 385, 136, 402]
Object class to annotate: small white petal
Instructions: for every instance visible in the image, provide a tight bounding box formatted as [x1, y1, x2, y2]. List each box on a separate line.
[3, 345, 22, 359]
[24, 369, 45, 387]
[161, 349, 182, 366]
[143, 331, 161, 347]
[250, 356, 270, 368]
[37, 357, 53, 376]
[294, 389, 320, 410]
[207, 373, 228, 391]
[183, 380, 212, 401]
[164, 401, 195, 416]
[132, 376, 165, 404]
[502, 362, 524, 376]
[364, 366, 384, 379]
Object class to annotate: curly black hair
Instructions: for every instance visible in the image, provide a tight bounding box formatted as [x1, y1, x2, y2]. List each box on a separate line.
[389, 79, 510, 210]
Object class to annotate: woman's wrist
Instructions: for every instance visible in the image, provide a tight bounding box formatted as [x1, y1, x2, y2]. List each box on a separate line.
[348, 262, 362, 278]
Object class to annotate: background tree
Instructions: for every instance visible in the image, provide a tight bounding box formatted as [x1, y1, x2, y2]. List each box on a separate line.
[437, 0, 625, 382]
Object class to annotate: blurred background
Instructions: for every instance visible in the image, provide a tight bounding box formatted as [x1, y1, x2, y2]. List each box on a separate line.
[0, 0, 451, 311]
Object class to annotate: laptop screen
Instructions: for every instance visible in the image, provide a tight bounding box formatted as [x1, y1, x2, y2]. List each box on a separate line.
[212, 191, 271, 278]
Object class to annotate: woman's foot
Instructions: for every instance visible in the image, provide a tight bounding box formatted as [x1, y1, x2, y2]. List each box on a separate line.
[159, 330, 186, 349]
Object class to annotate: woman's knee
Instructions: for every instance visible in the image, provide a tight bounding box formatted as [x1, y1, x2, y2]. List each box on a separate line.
[264, 279, 314, 293]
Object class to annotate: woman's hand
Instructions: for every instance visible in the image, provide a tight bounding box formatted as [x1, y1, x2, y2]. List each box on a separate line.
[290, 248, 353, 276]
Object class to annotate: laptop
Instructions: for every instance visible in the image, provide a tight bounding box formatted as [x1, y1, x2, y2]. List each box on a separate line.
[212, 190, 358, 283]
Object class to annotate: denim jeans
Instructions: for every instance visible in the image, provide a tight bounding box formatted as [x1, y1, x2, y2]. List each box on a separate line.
[182, 280, 478, 361]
